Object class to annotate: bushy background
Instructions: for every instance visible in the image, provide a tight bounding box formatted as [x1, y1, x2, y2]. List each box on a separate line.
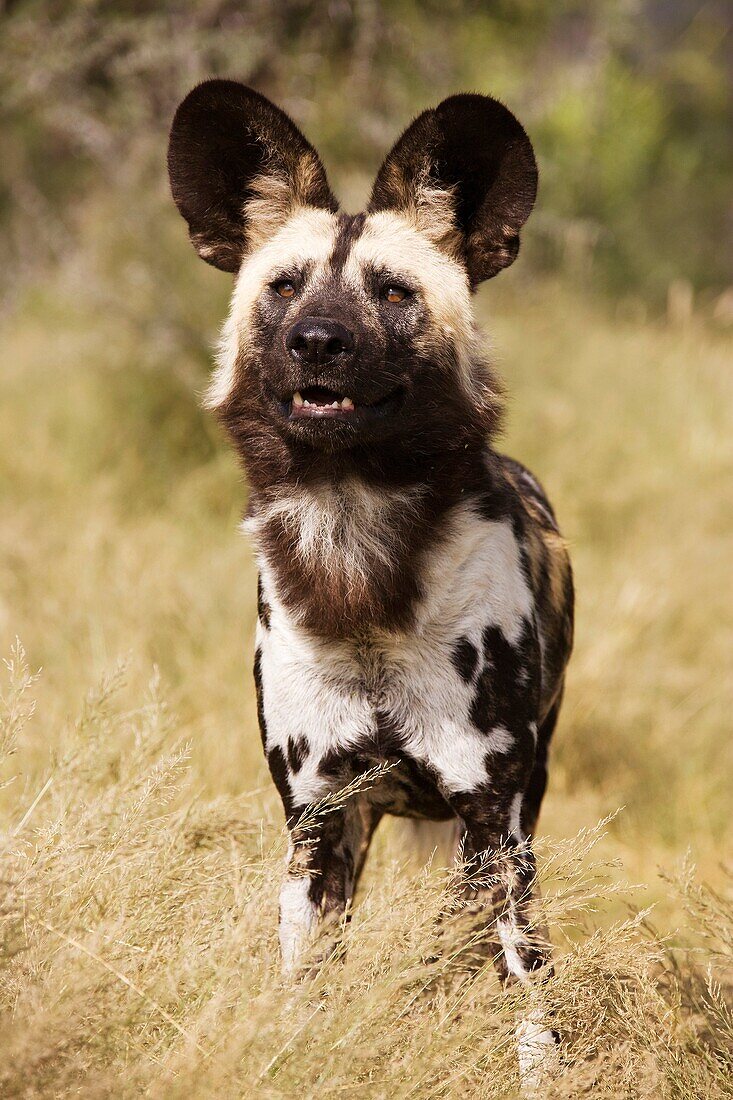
[1, 2, 731, 1096]
[3, 0, 732, 304]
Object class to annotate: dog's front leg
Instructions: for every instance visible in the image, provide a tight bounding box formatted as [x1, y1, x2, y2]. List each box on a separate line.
[279, 798, 378, 976]
[448, 804, 559, 1094]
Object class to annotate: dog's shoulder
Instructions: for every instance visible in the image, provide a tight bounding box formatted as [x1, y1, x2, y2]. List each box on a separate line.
[495, 453, 561, 533]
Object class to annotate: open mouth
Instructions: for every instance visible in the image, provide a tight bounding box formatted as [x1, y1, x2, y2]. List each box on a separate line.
[290, 386, 355, 419]
[285, 385, 403, 421]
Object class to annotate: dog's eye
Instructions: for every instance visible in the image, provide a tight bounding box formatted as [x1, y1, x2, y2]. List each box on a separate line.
[382, 285, 410, 304]
[273, 280, 296, 299]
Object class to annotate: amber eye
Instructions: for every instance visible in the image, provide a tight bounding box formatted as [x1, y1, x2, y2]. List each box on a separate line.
[383, 285, 409, 304]
[274, 280, 296, 299]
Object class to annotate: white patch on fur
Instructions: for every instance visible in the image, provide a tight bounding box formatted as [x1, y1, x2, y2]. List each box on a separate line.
[516, 1014, 560, 1096]
[485, 724, 516, 755]
[255, 570, 374, 806]
[509, 790, 525, 840]
[419, 719, 499, 794]
[498, 915, 531, 983]
[416, 508, 534, 643]
[205, 207, 339, 409]
[278, 860, 319, 975]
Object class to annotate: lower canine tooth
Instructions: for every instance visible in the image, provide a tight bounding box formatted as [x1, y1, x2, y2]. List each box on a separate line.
[341, 397, 354, 410]
[293, 392, 304, 407]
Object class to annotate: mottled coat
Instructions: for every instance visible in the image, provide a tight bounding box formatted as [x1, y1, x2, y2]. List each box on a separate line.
[169, 80, 574, 1086]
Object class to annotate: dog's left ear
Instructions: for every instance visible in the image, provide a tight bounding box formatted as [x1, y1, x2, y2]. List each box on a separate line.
[368, 94, 537, 285]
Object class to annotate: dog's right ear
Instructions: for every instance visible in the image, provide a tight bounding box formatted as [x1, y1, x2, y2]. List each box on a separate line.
[168, 80, 338, 273]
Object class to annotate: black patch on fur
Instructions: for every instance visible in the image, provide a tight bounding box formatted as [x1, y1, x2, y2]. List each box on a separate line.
[472, 467, 516, 524]
[523, 687, 563, 836]
[267, 745, 297, 825]
[470, 621, 539, 739]
[287, 735, 308, 774]
[329, 212, 366, 273]
[373, 709, 408, 756]
[375, 758, 454, 820]
[257, 576, 271, 629]
[253, 648, 267, 750]
[447, 617, 545, 828]
[305, 812, 348, 910]
[317, 732, 454, 822]
[451, 636, 480, 683]
[317, 746, 350, 783]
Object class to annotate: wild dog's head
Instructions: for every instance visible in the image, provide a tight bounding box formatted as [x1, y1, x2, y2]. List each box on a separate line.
[168, 81, 537, 475]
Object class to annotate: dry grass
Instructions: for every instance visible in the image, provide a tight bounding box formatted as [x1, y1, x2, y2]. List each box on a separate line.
[1, 269, 731, 1096]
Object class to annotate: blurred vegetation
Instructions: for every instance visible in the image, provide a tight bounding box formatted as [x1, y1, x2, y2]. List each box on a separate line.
[1, 0, 732, 311]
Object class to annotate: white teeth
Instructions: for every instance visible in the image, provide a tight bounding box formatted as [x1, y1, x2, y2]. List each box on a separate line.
[294, 393, 355, 413]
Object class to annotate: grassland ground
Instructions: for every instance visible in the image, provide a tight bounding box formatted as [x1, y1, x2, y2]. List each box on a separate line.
[1, 270, 731, 1097]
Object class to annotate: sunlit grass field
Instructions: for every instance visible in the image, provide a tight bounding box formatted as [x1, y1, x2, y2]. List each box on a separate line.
[1, 257, 731, 1095]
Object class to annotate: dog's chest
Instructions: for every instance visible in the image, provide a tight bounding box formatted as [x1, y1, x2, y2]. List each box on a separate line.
[255, 510, 541, 814]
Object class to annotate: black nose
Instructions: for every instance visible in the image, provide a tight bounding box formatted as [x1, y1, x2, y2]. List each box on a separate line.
[285, 317, 355, 365]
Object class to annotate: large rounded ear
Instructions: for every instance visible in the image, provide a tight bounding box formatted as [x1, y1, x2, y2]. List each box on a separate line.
[368, 94, 537, 285]
[168, 80, 338, 272]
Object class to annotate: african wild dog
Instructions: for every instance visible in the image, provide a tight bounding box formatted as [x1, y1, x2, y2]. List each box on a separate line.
[168, 81, 574, 1085]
